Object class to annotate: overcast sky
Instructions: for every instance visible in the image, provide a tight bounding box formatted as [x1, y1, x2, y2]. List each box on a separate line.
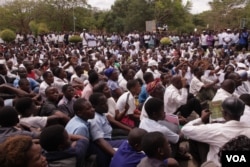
[88, 0, 211, 14]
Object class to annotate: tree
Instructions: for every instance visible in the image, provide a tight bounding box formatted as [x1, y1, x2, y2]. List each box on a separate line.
[0, 29, 16, 43]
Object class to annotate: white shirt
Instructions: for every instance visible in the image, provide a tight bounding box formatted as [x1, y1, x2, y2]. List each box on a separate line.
[140, 96, 152, 120]
[107, 97, 118, 118]
[116, 92, 136, 115]
[240, 105, 250, 124]
[134, 69, 145, 84]
[20, 116, 47, 129]
[139, 118, 179, 144]
[212, 88, 233, 102]
[164, 84, 188, 114]
[181, 118, 250, 166]
[190, 76, 204, 96]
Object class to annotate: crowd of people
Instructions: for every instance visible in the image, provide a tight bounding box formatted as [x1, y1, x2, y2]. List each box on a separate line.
[0, 27, 250, 167]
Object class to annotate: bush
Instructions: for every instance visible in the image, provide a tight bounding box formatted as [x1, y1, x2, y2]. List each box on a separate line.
[38, 23, 49, 35]
[69, 35, 82, 43]
[0, 29, 16, 43]
[160, 37, 171, 45]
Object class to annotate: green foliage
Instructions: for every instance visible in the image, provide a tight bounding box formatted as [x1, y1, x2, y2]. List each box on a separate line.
[69, 35, 82, 43]
[38, 23, 49, 35]
[0, 29, 16, 43]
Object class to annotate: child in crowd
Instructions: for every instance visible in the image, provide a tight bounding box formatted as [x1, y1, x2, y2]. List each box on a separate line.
[137, 131, 179, 167]
[110, 128, 147, 167]
[40, 124, 89, 167]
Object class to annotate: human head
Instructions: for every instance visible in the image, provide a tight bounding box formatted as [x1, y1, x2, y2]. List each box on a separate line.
[160, 72, 172, 87]
[23, 60, 34, 72]
[40, 125, 71, 152]
[221, 79, 235, 94]
[74, 65, 84, 76]
[93, 81, 111, 98]
[89, 92, 108, 114]
[239, 94, 250, 106]
[73, 98, 95, 120]
[52, 67, 67, 79]
[105, 68, 119, 81]
[0, 135, 47, 167]
[45, 86, 59, 102]
[19, 78, 31, 92]
[88, 70, 99, 85]
[122, 68, 135, 81]
[18, 67, 28, 78]
[193, 67, 204, 78]
[145, 97, 165, 121]
[141, 131, 171, 160]
[171, 75, 183, 90]
[43, 71, 54, 85]
[128, 128, 147, 152]
[15, 97, 36, 117]
[0, 64, 7, 76]
[146, 79, 165, 100]
[62, 84, 75, 100]
[222, 97, 245, 121]
[226, 72, 242, 87]
[219, 135, 250, 164]
[0, 106, 19, 127]
[143, 72, 154, 84]
[127, 79, 141, 96]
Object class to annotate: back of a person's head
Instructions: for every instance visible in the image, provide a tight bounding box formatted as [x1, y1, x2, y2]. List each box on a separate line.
[73, 98, 88, 114]
[221, 79, 235, 94]
[42, 71, 52, 79]
[15, 97, 33, 115]
[143, 72, 154, 84]
[144, 97, 164, 118]
[222, 97, 245, 118]
[239, 94, 250, 106]
[0, 106, 19, 127]
[128, 128, 147, 150]
[93, 81, 106, 93]
[0, 135, 33, 167]
[40, 125, 67, 152]
[62, 84, 73, 94]
[141, 131, 169, 158]
[127, 79, 138, 91]
[89, 92, 104, 106]
[88, 70, 99, 85]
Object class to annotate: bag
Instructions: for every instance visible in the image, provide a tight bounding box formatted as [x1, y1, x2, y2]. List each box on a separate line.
[121, 115, 135, 128]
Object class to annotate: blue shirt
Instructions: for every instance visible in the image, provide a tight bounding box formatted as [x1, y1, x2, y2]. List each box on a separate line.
[110, 140, 146, 167]
[89, 112, 112, 141]
[138, 84, 149, 104]
[65, 116, 90, 139]
[13, 77, 39, 90]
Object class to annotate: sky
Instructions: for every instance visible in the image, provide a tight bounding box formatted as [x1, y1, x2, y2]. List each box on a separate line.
[88, 0, 212, 14]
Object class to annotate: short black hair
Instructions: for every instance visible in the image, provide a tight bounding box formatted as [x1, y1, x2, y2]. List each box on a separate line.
[239, 94, 250, 106]
[18, 78, 29, 86]
[143, 72, 154, 83]
[0, 106, 19, 127]
[93, 81, 106, 93]
[52, 67, 62, 78]
[89, 92, 104, 106]
[144, 98, 164, 118]
[40, 125, 66, 151]
[88, 71, 99, 85]
[62, 84, 73, 93]
[73, 98, 88, 114]
[127, 79, 139, 91]
[141, 131, 166, 158]
[42, 71, 53, 79]
[15, 97, 33, 115]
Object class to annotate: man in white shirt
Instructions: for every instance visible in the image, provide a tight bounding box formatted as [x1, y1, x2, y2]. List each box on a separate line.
[164, 75, 202, 118]
[212, 79, 235, 102]
[239, 94, 250, 124]
[181, 97, 250, 166]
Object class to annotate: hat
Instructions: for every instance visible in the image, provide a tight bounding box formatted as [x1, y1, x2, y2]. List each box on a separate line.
[148, 60, 158, 67]
[146, 78, 161, 93]
[104, 68, 114, 78]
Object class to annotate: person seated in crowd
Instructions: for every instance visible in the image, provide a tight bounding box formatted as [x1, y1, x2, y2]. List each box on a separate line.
[23, 60, 41, 81]
[138, 72, 154, 105]
[119, 68, 136, 92]
[0, 106, 39, 143]
[39, 71, 55, 100]
[0, 135, 48, 167]
[89, 92, 124, 166]
[15, 97, 66, 129]
[105, 67, 123, 100]
[52, 67, 69, 93]
[164, 75, 202, 120]
[13, 67, 40, 93]
[116, 79, 142, 128]
[18, 78, 42, 105]
[137, 131, 179, 167]
[190, 67, 219, 102]
[81, 70, 99, 100]
[226, 72, 243, 97]
[40, 125, 89, 167]
[181, 96, 250, 166]
[110, 128, 147, 167]
[39, 86, 70, 125]
[58, 84, 77, 118]
[0, 64, 16, 85]
[93, 81, 132, 138]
